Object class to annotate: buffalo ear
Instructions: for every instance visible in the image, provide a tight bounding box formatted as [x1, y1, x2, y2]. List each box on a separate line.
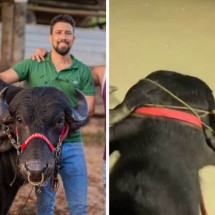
[0, 87, 9, 118]
[0, 87, 13, 125]
[0, 85, 21, 152]
[0, 109, 15, 152]
[0, 111, 13, 124]
[0, 125, 14, 152]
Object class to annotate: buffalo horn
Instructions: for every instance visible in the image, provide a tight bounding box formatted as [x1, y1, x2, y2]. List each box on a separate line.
[0, 87, 9, 118]
[71, 89, 88, 121]
[110, 85, 118, 94]
[109, 103, 134, 126]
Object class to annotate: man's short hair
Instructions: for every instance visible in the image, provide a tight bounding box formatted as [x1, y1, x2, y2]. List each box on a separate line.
[50, 14, 76, 34]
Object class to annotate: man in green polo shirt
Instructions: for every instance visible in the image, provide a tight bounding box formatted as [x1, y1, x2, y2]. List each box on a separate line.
[0, 14, 95, 215]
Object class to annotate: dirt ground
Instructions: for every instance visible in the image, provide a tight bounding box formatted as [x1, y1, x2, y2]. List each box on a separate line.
[9, 116, 106, 215]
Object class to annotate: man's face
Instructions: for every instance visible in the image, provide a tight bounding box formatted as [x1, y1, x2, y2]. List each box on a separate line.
[49, 22, 75, 56]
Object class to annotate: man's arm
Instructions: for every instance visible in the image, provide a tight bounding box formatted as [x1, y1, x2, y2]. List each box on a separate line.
[91, 65, 105, 87]
[0, 68, 19, 84]
[86, 95, 95, 116]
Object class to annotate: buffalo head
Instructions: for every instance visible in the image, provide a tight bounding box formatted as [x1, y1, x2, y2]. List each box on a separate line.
[0, 85, 88, 186]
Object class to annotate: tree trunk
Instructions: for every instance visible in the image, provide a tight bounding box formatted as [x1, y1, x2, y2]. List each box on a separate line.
[1, 0, 28, 67]
[1, 2, 14, 67]
[12, 1, 27, 65]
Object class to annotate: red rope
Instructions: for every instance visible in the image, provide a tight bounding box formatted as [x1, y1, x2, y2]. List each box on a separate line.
[135, 107, 202, 128]
[21, 133, 55, 152]
[59, 123, 69, 143]
[19, 124, 70, 152]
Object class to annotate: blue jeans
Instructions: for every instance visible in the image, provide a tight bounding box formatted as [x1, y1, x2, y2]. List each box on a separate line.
[36, 142, 88, 215]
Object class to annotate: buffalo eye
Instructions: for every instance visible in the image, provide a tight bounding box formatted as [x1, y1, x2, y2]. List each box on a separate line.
[57, 118, 65, 127]
[16, 116, 22, 123]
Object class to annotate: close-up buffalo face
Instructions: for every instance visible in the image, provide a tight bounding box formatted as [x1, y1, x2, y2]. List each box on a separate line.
[0, 86, 88, 186]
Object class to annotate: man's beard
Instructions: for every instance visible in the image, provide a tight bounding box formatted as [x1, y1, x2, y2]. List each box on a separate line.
[53, 41, 71, 56]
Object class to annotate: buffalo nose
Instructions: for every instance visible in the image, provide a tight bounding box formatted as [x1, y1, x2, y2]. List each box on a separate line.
[25, 161, 48, 182]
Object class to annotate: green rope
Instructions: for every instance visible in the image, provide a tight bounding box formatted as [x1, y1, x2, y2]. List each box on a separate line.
[145, 78, 214, 132]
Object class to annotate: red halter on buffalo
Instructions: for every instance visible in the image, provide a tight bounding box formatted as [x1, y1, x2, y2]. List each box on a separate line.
[19, 124, 70, 152]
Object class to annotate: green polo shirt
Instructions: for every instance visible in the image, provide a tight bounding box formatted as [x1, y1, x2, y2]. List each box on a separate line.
[13, 53, 95, 143]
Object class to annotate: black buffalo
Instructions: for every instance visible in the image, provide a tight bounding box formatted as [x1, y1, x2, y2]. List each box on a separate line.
[0, 80, 88, 215]
[110, 70, 215, 215]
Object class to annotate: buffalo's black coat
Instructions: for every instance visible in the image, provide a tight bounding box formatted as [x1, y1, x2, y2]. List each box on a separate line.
[0, 80, 84, 215]
[110, 70, 215, 215]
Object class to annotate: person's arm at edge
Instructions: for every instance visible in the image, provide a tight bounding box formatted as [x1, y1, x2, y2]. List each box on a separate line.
[86, 95, 95, 116]
[0, 68, 19, 84]
[91, 69, 100, 87]
[91, 65, 105, 87]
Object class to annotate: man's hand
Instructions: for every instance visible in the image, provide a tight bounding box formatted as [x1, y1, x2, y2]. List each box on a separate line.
[29, 48, 48, 62]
